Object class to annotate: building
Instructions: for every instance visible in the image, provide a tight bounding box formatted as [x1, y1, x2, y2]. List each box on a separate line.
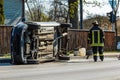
[4, 0, 22, 25]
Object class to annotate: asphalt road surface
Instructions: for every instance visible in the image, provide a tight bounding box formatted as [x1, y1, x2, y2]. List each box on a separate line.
[0, 58, 120, 80]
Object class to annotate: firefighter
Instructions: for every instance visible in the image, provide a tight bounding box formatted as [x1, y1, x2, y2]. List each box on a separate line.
[88, 20, 105, 62]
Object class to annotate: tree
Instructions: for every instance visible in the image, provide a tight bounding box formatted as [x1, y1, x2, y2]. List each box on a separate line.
[83, 15, 111, 30]
[49, 0, 69, 23]
[0, 0, 4, 24]
[68, 0, 101, 29]
[49, 0, 79, 29]
[25, 0, 49, 21]
[68, 0, 79, 29]
[26, 0, 106, 29]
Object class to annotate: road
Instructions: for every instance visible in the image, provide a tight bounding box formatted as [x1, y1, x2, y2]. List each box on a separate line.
[0, 58, 120, 80]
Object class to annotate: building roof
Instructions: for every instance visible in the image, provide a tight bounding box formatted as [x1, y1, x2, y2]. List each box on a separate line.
[4, 0, 22, 25]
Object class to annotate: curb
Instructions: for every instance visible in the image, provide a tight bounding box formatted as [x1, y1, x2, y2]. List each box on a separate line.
[0, 53, 119, 63]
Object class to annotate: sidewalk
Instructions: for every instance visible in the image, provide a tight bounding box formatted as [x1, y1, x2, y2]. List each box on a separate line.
[104, 52, 120, 57]
[76, 52, 119, 57]
[0, 52, 120, 63]
[70, 52, 120, 59]
[67, 52, 120, 62]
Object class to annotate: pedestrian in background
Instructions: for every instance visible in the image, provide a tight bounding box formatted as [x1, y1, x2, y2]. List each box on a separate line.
[88, 20, 105, 62]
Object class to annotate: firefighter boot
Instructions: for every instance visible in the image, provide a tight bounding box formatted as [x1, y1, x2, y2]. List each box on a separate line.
[100, 56, 104, 61]
[93, 56, 97, 62]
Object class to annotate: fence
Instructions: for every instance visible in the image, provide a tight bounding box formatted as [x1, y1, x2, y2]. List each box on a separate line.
[68, 29, 116, 51]
[0, 26, 116, 55]
[0, 26, 12, 55]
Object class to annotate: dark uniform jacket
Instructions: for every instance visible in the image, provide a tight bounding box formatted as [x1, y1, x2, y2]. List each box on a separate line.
[88, 25, 105, 46]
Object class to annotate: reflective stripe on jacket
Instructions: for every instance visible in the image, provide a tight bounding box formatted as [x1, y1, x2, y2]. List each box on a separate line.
[88, 26, 104, 46]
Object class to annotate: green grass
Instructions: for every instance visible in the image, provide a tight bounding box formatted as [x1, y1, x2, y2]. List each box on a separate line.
[0, 53, 11, 58]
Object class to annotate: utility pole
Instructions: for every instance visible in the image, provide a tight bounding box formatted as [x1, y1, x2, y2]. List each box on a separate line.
[115, 10, 118, 49]
[80, 0, 83, 29]
[22, 0, 25, 19]
[111, 0, 115, 31]
[112, 0, 117, 49]
[109, 0, 120, 49]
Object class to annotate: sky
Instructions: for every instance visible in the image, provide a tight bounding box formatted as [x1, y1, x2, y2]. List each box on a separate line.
[83, 0, 117, 19]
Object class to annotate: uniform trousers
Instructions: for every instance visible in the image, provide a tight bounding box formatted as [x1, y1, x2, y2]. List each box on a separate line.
[92, 46, 104, 61]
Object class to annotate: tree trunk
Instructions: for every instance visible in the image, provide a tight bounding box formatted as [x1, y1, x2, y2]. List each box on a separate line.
[0, 0, 4, 24]
[68, 0, 79, 29]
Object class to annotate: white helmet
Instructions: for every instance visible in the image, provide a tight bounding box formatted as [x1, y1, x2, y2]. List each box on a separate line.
[92, 20, 98, 25]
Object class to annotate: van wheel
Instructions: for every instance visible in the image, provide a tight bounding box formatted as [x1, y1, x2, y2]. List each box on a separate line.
[11, 27, 27, 64]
